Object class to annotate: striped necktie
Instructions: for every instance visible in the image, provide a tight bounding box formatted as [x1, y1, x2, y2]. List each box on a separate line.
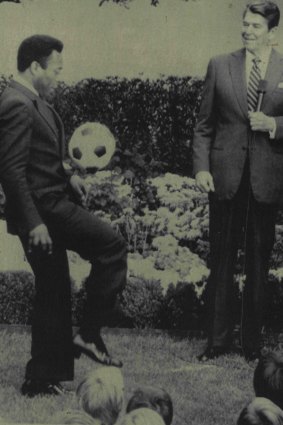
[247, 57, 261, 111]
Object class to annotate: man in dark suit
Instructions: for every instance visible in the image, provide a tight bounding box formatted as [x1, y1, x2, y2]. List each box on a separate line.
[0, 35, 127, 396]
[193, 1, 283, 361]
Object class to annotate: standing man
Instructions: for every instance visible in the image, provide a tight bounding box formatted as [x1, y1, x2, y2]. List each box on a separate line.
[193, 1, 283, 361]
[0, 35, 127, 396]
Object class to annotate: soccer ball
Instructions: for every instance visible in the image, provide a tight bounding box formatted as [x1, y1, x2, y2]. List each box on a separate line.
[69, 122, 116, 171]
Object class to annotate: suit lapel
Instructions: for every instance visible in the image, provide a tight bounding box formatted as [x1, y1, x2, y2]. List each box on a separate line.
[55, 109, 66, 158]
[34, 98, 59, 138]
[44, 102, 66, 158]
[10, 80, 65, 157]
[229, 49, 248, 118]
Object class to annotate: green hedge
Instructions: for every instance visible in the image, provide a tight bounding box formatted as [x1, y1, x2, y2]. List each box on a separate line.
[1, 270, 282, 332]
[0, 271, 205, 329]
[0, 74, 202, 219]
[0, 74, 204, 177]
[52, 76, 203, 177]
[0, 271, 34, 324]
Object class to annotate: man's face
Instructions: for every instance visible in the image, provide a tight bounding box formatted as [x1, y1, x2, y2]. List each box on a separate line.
[34, 50, 63, 99]
[242, 11, 276, 55]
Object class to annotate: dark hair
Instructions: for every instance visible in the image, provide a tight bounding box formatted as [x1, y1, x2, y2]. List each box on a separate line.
[126, 386, 173, 425]
[17, 34, 63, 72]
[237, 398, 283, 425]
[243, 1, 280, 29]
[253, 351, 283, 410]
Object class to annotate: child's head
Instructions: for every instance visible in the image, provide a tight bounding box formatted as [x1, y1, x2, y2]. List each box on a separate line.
[126, 385, 173, 425]
[253, 350, 283, 409]
[117, 408, 166, 425]
[53, 409, 102, 425]
[76, 366, 124, 425]
[237, 397, 283, 425]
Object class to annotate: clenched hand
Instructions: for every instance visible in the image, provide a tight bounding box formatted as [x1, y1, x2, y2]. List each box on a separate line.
[248, 111, 275, 133]
[28, 224, 53, 255]
[195, 171, 215, 193]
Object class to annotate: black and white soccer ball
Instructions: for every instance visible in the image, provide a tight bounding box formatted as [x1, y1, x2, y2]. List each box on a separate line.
[69, 122, 116, 171]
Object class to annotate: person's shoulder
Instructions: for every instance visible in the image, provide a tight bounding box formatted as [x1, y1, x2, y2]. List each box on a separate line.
[271, 48, 283, 61]
[0, 84, 34, 112]
[209, 49, 243, 66]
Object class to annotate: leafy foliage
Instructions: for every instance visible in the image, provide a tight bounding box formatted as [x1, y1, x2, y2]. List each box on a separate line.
[266, 270, 283, 332]
[0, 271, 34, 324]
[161, 282, 205, 330]
[0, 0, 203, 6]
[53, 76, 203, 177]
[118, 277, 164, 328]
[1, 72, 283, 330]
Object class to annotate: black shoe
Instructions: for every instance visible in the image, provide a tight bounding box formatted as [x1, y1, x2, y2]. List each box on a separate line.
[73, 333, 123, 368]
[197, 346, 231, 362]
[21, 379, 72, 397]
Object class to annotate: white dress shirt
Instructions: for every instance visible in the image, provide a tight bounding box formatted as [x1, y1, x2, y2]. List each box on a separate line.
[245, 48, 271, 85]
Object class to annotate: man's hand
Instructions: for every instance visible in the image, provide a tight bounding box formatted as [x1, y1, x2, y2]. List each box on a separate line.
[28, 224, 52, 254]
[195, 171, 215, 193]
[248, 112, 275, 133]
[69, 175, 89, 207]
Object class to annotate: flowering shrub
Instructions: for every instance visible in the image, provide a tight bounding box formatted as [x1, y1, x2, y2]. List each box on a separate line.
[128, 235, 208, 295]
[86, 171, 210, 296]
[85, 171, 134, 219]
[271, 225, 283, 269]
[1, 73, 283, 329]
[147, 173, 209, 260]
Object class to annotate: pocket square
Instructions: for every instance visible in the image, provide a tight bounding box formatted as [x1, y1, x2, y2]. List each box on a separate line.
[278, 82, 283, 88]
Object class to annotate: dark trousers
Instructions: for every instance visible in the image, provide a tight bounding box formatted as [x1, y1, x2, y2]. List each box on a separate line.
[207, 164, 277, 352]
[21, 192, 127, 382]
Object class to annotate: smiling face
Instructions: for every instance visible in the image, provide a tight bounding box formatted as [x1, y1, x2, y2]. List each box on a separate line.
[33, 50, 63, 99]
[242, 10, 277, 56]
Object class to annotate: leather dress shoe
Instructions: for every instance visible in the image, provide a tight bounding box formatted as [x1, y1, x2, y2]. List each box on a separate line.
[21, 379, 72, 397]
[73, 333, 123, 368]
[197, 346, 231, 362]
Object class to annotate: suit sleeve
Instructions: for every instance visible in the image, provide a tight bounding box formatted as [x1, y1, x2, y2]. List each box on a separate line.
[192, 58, 217, 175]
[0, 99, 43, 233]
[274, 117, 283, 140]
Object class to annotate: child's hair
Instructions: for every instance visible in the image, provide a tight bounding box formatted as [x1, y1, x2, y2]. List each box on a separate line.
[126, 385, 173, 425]
[53, 409, 102, 425]
[237, 397, 283, 425]
[117, 408, 166, 425]
[253, 350, 283, 409]
[76, 366, 124, 425]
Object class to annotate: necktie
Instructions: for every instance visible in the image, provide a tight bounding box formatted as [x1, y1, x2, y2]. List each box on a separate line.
[247, 57, 261, 112]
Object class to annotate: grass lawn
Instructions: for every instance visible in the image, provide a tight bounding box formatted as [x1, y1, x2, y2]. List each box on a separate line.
[0, 328, 256, 425]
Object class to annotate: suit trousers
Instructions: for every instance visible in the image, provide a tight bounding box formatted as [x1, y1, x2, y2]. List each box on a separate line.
[20, 191, 127, 382]
[206, 162, 277, 352]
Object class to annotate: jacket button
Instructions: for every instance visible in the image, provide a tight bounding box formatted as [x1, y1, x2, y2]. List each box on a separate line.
[242, 146, 247, 151]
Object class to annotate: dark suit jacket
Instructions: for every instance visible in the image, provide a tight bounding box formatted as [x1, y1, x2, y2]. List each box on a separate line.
[0, 80, 69, 235]
[193, 48, 283, 204]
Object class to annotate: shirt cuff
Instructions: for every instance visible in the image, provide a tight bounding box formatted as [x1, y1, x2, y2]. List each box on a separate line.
[269, 117, 276, 139]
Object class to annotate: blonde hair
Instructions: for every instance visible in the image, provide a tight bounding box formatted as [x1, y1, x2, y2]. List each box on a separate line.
[53, 409, 102, 425]
[117, 408, 165, 425]
[76, 366, 124, 425]
[237, 397, 283, 425]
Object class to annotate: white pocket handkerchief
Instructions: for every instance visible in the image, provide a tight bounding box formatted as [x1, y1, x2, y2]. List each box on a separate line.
[278, 82, 283, 88]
